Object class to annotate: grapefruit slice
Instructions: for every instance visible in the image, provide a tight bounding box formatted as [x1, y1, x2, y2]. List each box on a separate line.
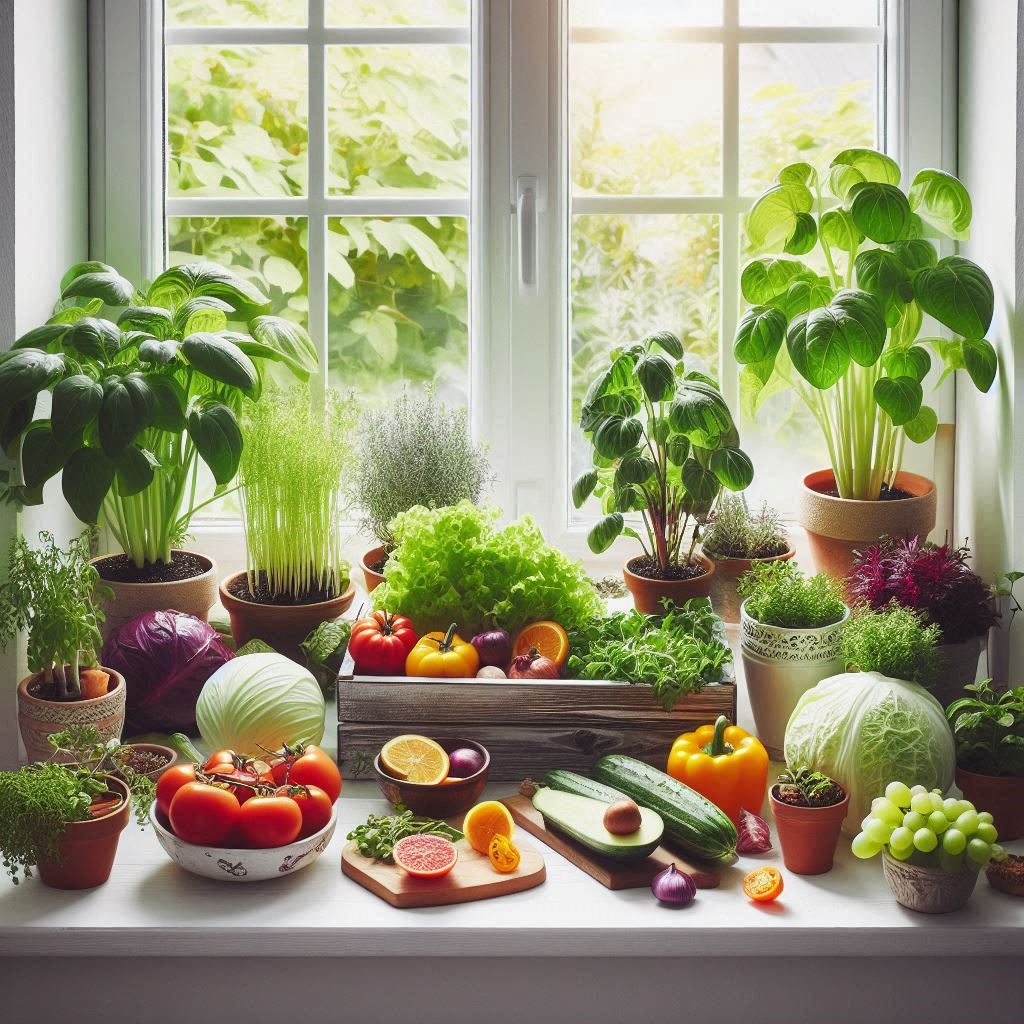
[393, 834, 458, 879]
[380, 734, 449, 785]
[513, 621, 570, 668]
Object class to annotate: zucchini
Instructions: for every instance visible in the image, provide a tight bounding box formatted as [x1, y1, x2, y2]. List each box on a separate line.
[542, 770, 628, 804]
[594, 754, 737, 861]
[532, 788, 664, 859]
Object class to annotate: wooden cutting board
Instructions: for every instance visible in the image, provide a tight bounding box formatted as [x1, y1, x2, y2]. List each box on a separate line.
[500, 795, 720, 890]
[341, 834, 546, 908]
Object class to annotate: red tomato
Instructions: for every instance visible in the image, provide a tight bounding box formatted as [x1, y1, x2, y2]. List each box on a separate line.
[156, 763, 197, 818]
[237, 795, 303, 848]
[169, 782, 241, 845]
[269, 744, 342, 802]
[349, 611, 418, 675]
[207, 757, 274, 803]
[277, 784, 333, 839]
[203, 749, 236, 771]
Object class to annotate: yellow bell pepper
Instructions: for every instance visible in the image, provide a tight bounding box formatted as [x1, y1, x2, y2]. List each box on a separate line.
[666, 715, 769, 826]
[405, 623, 480, 678]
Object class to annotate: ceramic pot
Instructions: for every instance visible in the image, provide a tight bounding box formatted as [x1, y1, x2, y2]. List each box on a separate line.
[360, 545, 387, 593]
[121, 743, 178, 782]
[927, 636, 984, 709]
[706, 547, 795, 624]
[17, 669, 126, 763]
[219, 571, 356, 660]
[35, 776, 131, 889]
[881, 848, 979, 914]
[770, 785, 849, 875]
[92, 550, 218, 641]
[799, 469, 937, 579]
[956, 767, 1024, 841]
[623, 554, 715, 615]
[740, 601, 849, 760]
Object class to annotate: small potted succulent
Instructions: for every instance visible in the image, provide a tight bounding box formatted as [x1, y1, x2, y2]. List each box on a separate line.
[574, 330, 754, 613]
[737, 561, 849, 758]
[701, 494, 793, 623]
[847, 537, 997, 706]
[947, 679, 1024, 840]
[0, 531, 126, 762]
[770, 764, 849, 874]
[350, 386, 494, 592]
[0, 725, 154, 888]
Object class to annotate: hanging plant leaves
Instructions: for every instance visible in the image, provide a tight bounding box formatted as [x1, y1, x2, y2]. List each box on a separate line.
[62, 446, 116, 523]
[572, 469, 598, 509]
[734, 305, 787, 364]
[241, 316, 320, 381]
[961, 338, 998, 392]
[0, 397, 36, 457]
[874, 375, 924, 426]
[915, 256, 994, 340]
[51, 374, 103, 446]
[904, 405, 939, 444]
[645, 330, 684, 360]
[908, 168, 972, 241]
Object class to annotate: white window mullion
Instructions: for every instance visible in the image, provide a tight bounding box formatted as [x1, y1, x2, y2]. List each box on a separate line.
[720, 0, 741, 414]
[307, 0, 328, 390]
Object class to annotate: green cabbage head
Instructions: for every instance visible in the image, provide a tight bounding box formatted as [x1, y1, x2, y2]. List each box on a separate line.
[784, 671, 955, 831]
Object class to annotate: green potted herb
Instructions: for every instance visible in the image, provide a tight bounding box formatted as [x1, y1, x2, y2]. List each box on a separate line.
[350, 386, 494, 592]
[770, 764, 849, 875]
[0, 531, 126, 763]
[0, 725, 154, 888]
[735, 148, 998, 577]
[842, 603, 941, 686]
[0, 260, 317, 637]
[737, 560, 848, 758]
[221, 386, 357, 658]
[947, 679, 1024, 840]
[701, 494, 793, 623]
[574, 330, 754, 613]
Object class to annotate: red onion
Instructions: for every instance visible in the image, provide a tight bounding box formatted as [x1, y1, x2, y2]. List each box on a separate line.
[651, 863, 696, 906]
[508, 648, 560, 680]
[447, 747, 485, 778]
[736, 809, 773, 854]
[470, 629, 513, 669]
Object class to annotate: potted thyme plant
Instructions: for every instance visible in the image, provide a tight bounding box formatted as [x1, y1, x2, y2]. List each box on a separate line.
[769, 764, 849, 875]
[0, 260, 318, 637]
[574, 330, 754, 613]
[735, 148, 998, 577]
[221, 386, 358, 658]
[350, 386, 494, 592]
[701, 494, 793, 623]
[0, 531, 127, 762]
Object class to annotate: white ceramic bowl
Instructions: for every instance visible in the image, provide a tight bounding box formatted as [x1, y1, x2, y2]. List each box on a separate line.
[150, 802, 337, 882]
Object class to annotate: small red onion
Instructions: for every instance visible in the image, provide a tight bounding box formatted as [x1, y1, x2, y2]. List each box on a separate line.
[470, 629, 513, 669]
[736, 809, 773, 854]
[651, 863, 696, 906]
[508, 649, 560, 680]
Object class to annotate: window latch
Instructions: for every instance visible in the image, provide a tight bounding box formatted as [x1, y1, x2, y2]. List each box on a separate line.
[516, 175, 544, 297]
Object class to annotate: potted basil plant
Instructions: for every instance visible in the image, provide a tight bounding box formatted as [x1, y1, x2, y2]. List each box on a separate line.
[0, 260, 318, 636]
[736, 148, 998, 577]
[574, 330, 754, 614]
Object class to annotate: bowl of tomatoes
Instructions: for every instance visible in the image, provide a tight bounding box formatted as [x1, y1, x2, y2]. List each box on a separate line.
[150, 744, 342, 882]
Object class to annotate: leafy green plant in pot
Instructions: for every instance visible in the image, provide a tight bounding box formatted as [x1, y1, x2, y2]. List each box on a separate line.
[574, 330, 754, 613]
[736, 148, 998, 577]
[737, 560, 848, 759]
[0, 260, 318, 636]
[769, 764, 849, 875]
[947, 680, 1024, 840]
[0, 531, 127, 763]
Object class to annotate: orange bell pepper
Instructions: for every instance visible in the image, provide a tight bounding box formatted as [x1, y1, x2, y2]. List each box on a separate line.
[666, 715, 769, 826]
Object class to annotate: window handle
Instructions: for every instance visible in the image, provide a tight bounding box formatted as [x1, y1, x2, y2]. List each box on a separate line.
[516, 175, 539, 297]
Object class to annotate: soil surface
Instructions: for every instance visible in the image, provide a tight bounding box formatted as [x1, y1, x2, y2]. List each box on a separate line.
[773, 782, 846, 808]
[367, 555, 388, 575]
[227, 570, 343, 606]
[27, 670, 118, 703]
[706, 541, 790, 560]
[95, 551, 209, 584]
[627, 555, 707, 582]
[818, 484, 914, 501]
[118, 748, 170, 775]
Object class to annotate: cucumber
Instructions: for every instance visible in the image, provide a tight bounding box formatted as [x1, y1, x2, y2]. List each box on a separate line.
[594, 754, 737, 861]
[542, 770, 628, 804]
[532, 788, 664, 859]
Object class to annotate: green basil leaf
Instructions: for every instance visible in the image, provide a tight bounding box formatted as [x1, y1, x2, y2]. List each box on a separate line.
[11, 324, 72, 351]
[740, 257, 811, 305]
[99, 374, 154, 455]
[783, 212, 817, 255]
[666, 434, 691, 466]
[828, 148, 901, 201]
[908, 168, 972, 241]
[0, 397, 36, 457]
[904, 405, 938, 444]
[615, 448, 656, 486]
[819, 209, 864, 251]
[65, 317, 121, 362]
[572, 469, 598, 509]
[587, 512, 624, 554]
[881, 346, 931, 383]
[888, 239, 938, 273]
[830, 289, 887, 366]
[593, 415, 644, 459]
[709, 446, 754, 491]
[0, 350, 65, 407]
[187, 402, 243, 485]
[961, 338, 998, 392]
[681, 459, 720, 509]
[21, 423, 64, 490]
[62, 447, 116, 523]
[669, 383, 733, 442]
[51, 374, 104, 446]
[855, 248, 910, 327]
[645, 330, 684, 360]
[115, 445, 159, 497]
[788, 311, 849, 389]
[915, 256, 993, 340]
[874, 375, 924, 426]
[613, 485, 646, 514]
[734, 305, 787, 364]
[635, 353, 675, 402]
[781, 276, 834, 319]
[777, 162, 818, 190]
[61, 263, 134, 306]
[850, 182, 912, 243]
[149, 262, 269, 315]
[171, 295, 235, 334]
[239, 316, 320, 381]
[746, 182, 814, 252]
[147, 375, 188, 431]
[138, 339, 181, 364]
[117, 306, 173, 338]
[181, 332, 260, 398]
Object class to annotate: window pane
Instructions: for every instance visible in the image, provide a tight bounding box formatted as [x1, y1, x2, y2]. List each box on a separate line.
[740, 43, 876, 195]
[571, 44, 722, 195]
[327, 216, 468, 407]
[741, 1, 879, 26]
[327, 0, 469, 27]
[327, 47, 470, 196]
[167, 46, 308, 198]
[570, 0, 722, 27]
[167, 0, 305, 28]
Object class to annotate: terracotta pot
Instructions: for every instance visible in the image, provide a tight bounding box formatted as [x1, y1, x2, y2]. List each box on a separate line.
[121, 743, 178, 782]
[740, 601, 850, 760]
[623, 554, 715, 615]
[35, 776, 131, 889]
[706, 547, 795, 624]
[799, 469, 937, 579]
[219, 571, 356, 660]
[986, 856, 1024, 897]
[360, 545, 387, 593]
[928, 636, 984, 709]
[93, 550, 218, 641]
[17, 669, 126, 764]
[881, 848, 979, 914]
[770, 785, 849, 875]
[956, 766, 1024, 841]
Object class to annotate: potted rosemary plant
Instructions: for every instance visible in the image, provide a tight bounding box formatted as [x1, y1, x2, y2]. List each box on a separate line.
[770, 764, 849, 875]
[574, 330, 754, 613]
[0, 260, 318, 636]
[221, 386, 357, 658]
[0, 531, 127, 762]
[735, 148, 998, 577]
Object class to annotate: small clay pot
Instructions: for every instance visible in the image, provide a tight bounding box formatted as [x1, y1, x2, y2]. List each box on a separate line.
[360, 545, 387, 593]
[120, 743, 178, 782]
[706, 546, 794, 624]
[770, 784, 849, 875]
[799, 469, 937, 579]
[219, 571, 356, 660]
[623, 553, 715, 615]
[35, 775, 131, 890]
[881, 848, 979, 914]
[956, 766, 1024, 841]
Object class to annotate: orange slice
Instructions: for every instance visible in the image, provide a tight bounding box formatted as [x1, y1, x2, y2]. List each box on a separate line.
[380, 735, 450, 785]
[463, 800, 515, 854]
[513, 620, 570, 668]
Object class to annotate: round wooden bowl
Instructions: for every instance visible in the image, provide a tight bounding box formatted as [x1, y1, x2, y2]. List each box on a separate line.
[373, 738, 490, 817]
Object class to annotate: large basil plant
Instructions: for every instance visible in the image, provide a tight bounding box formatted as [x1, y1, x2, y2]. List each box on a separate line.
[0, 261, 317, 567]
[735, 148, 996, 502]
[573, 331, 754, 573]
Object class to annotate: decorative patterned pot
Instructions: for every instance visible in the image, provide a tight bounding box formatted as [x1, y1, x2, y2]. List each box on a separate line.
[956, 767, 1024, 841]
[623, 553, 715, 614]
[928, 636, 984, 709]
[17, 669, 126, 763]
[881, 849, 979, 914]
[740, 601, 849, 760]
[360, 545, 387, 593]
[706, 546, 795, 624]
